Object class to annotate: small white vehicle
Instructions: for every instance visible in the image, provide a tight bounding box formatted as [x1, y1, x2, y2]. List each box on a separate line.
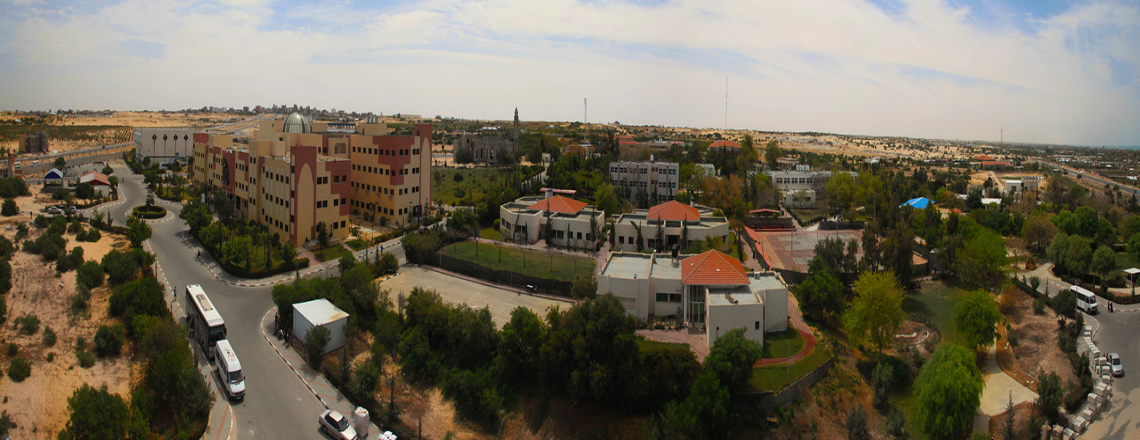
[214, 340, 245, 400]
[1107, 353, 1124, 377]
[319, 409, 358, 440]
[1072, 286, 1098, 314]
[31, 160, 39, 166]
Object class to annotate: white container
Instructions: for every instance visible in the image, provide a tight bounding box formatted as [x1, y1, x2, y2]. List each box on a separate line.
[353, 406, 369, 439]
[293, 299, 349, 355]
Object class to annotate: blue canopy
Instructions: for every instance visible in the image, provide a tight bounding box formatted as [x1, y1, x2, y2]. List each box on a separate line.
[43, 168, 64, 180]
[900, 197, 933, 209]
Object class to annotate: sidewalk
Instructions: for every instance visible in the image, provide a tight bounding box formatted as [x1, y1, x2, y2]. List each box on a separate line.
[260, 307, 385, 439]
[756, 295, 818, 367]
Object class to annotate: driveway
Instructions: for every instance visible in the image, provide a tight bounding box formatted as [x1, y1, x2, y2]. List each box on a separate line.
[380, 266, 567, 328]
[1082, 310, 1140, 440]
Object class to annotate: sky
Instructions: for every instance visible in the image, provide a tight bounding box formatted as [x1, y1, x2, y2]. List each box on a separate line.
[0, 0, 1138, 146]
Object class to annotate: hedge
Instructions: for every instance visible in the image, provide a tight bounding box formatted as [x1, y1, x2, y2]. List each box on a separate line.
[132, 205, 167, 219]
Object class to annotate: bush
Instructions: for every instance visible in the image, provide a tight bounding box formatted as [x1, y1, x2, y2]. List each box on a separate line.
[77, 261, 105, 288]
[0, 199, 16, 217]
[1051, 289, 1076, 318]
[71, 283, 92, 313]
[77, 350, 96, 368]
[7, 358, 30, 382]
[46, 352, 54, 362]
[59, 384, 131, 439]
[6, 343, 16, 357]
[15, 313, 40, 335]
[43, 326, 57, 347]
[33, 214, 49, 228]
[1037, 370, 1064, 423]
[68, 219, 83, 234]
[884, 407, 906, 438]
[846, 405, 869, 440]
[304, 325, 331, 369]
[132, 205, 167, 219]
[1033, 296, 1047, 315]
[75, 336, 86, 352]
[82, 227, 101, 242]
[52, 187, 71, 201]
[94, 324, 125, 357]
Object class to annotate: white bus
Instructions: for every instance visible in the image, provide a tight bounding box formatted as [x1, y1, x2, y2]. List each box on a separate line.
[186, 284, 227, 359]
[1071, 285, 1098, 315]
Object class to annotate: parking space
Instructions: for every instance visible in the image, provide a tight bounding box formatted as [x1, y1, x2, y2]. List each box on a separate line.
[380, 267, 568, 328]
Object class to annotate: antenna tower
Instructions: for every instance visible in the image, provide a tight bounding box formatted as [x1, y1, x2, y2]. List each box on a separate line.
[725, 76, 728, 130]
[584, 98, 587, 127]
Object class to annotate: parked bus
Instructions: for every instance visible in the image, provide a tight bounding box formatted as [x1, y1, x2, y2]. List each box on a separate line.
[186, 284, 227, 359]
[1071, 285, 1098, 315]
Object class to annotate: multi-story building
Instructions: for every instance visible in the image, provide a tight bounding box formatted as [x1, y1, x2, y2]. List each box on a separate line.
[611, 201, 729, 252]
[192, 113, 432, 246]
[609, 160, 680, 204]
[135, 128, 197, 164]
[764, 167, 857, 208]
[18, 131, 49, 154]
[498, 190, 604, 247]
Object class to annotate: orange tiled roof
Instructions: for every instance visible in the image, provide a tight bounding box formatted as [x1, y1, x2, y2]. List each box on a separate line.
[710, 140, 742, 150]
[681, 250, 749, 286]
[981, 161, 1013, 167]
[975, 154, 996, 161]
[647, 200, 700, 222]
[527, 195, 588, 214]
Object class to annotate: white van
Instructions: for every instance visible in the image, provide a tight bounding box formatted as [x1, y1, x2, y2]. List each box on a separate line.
[1072, 286, 1098, 314]
[215, 340, 246, 400]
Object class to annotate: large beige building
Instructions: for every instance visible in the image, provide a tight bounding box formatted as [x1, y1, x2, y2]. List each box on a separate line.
[135, 128, 197, 164]
[192, 113, 432, 246]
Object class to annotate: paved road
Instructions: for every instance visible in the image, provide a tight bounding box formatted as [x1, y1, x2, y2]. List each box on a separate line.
[1030, 159, 1140, 196]
[1083, 310, 1140, 440]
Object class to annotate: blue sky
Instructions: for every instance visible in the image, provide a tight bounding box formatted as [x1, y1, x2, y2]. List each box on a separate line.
[0, 0, 1138, 146]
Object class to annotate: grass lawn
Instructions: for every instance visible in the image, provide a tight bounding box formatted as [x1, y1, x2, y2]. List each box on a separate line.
[748, 345, 833, 393]
[761, 327, 805, 359]
[901, 281, 964, 343]
[312, 244, 350, 262]
[636, 338, 690, 354]
[1113, 252, 1140, 279]
[480, 227, 503, 241]
[240, 246, 299, 272]
[345, 239, 370, 251]
[441, 241, 595, 281]
[432, 168, 523, 206]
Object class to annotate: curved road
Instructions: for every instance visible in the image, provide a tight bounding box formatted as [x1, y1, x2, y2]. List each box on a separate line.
[107, 165, 337, 439]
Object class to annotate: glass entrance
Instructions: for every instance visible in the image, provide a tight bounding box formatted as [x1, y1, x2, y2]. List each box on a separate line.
[686, 285, 705, 324]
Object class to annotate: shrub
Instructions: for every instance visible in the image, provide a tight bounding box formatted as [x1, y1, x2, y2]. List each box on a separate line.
[33, 215, 49, 228]
[46, 352, 54, 362]
[83, 227, 101, 242]
[1033, 296, 1047, 315]
[0, 199, 16, 217]
[77, 351, 95, 368]
[7, 358, 30, 382]
[15, 313, 40, 335]
[43, 326, 57, 347]
[94, 324, 125, 357]
[77, 261, 105, 288]
[884, 407, 905, 438]
[75, 337, 86, 352]
[846, 405, 869, 440]
[67, 219, 83, 234]
[6, 343, 16, 357]
[1037, 371, 1064, 423]
[304, 325, 331, 369]
[71, 283, 92, 313]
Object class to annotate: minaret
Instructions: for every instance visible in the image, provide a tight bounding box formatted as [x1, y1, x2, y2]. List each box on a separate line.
[513, 108, 520, 148]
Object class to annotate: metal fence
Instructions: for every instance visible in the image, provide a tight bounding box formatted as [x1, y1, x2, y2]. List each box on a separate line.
[433, 253, 574, 297]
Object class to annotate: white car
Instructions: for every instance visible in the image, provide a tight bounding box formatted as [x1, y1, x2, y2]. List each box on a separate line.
[319, 409, 358, 440]
[1108, 353, 1124, 377]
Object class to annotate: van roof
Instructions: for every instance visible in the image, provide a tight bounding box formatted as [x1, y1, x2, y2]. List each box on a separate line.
[215, 340, 241, 372]
[1072, 285, 1096, 297]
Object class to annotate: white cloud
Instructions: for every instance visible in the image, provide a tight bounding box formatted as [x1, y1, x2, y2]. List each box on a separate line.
[0, 0, 1137, 145]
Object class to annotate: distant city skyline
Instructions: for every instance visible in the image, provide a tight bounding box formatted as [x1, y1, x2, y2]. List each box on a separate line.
[0, 0, 1137, 146]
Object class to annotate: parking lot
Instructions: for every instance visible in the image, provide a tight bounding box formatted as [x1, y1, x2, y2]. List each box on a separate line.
[380, 267, 570, 328]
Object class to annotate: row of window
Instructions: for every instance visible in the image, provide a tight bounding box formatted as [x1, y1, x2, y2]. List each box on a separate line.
[352, 164, 421, 176]
[774, 177, 818, 185]
[609, 167, 678, 175]
[655, 293, 683, 303]
[352, 146, 421, 156]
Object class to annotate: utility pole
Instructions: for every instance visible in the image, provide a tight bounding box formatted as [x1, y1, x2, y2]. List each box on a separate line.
[725, 76, 728, 130]
[584, 98, 587, 127]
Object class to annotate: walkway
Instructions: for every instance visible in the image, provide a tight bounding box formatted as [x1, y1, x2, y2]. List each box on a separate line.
[756, 295, 818, 367]
[974, 344, 1039, 436]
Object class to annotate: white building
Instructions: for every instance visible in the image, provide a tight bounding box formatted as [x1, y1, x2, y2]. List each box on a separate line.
[611, 200, 729, 252]
[499, 191, 605, 247]
[292, 299, 349, 355]
[609, 160, 680, 204]
[764, 168, 858, 208]
[134, 127, 198, 164]
[597, 250, 789, 348]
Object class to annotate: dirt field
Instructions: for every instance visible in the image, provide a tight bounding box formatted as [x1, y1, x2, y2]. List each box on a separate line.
[988, 401, 1037, 439]
[1002, 287, 1076, 386]
[0, 227, 135, 439]
[0, 111, 245, 154]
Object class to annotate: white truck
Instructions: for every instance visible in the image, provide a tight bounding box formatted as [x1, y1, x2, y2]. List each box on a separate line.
[214, 340, 245, 400]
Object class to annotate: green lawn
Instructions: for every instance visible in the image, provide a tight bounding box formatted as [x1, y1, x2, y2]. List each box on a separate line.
[441, 241, 595, 281]
[901, 281, 963, 343]
[636, 338, 690, 354]
[789, 208, 829, 221]
[234, 245, 300, 272]
[761, 327, 804, 359]
[480, 227, 503, 241]
[345, 239, 370, 251]
[312, 244, 350, 262]
[748, 345, 833, 393]
[432, 168, 525, 206]
[1114, 252, 1140, 279]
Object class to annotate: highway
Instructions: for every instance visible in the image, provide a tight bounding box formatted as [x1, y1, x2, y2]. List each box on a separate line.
[1029, 159, 1140, 196]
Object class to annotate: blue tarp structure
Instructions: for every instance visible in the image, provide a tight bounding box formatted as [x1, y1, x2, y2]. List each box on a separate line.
[43, 168, 64, 183]
[900, 197, 933, 209]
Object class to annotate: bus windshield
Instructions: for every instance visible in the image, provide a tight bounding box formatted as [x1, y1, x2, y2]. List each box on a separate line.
[209, 327, 226, 346]
[228, 370, 244, 384]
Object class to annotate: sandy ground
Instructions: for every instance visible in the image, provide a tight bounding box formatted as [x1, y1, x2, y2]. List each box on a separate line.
[0, 111, 243, 154]
[0, 229, 135, 439]
[988, 401, 1037, 439]
[1004, 287, 1077, 386]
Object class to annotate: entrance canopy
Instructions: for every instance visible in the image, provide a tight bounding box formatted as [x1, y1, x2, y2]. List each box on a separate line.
[900, 197, 933, 210]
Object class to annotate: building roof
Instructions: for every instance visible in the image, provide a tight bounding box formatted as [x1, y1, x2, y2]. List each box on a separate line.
[79, 171, 111, 186]
[749, 208, 781, 216]
[681, 250, 749, 286]
[527, 195, 588, 214]
[709, 140, 741, 150]
[283, 112, 310, 134]
[981, 161, 1014, 167]
[293, 299, 349, 326]
[647, 200, 700, 222]
[975, 154, 996, 161]
[43, 168, 64, 180]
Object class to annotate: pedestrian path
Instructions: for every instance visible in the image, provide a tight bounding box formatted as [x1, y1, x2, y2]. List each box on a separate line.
[260, 307, 385, 439]
[756, 295, 818, 367]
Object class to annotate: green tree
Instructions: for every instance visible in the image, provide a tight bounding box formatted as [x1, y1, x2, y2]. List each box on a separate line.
[1036, 370, 1064, 423]
[221, 235, 252, 269]
[825, 171, 856, 212]
[1065, 235, 1094, 276]
[954, 289, 1002, 352]
[147, 342, 213, 425]
[179, 199, 213, 236]
[126, 214, 151, 248]
[304, 325, 332, 368]
[702, 328, 762, 393]
[1022, 215, 1058, 253]
[494, 306, 548, 385]
[570, 271, 598, 300]
[0, 199, 17, 217]
[1047, 233, 1070, 270]
[764, 139, 781, 169]
[594, 183, 620, 219]
[59, 384, 130, 440]
[844, 271, 904, 360]
[75, 182, 94, 202]
[211, 191, 235, 223]
[682, 370, 730, 440]
[54, 156, 66, 169]
[795, 257, 844, 321]
[1091, 246, 1117, 290]
[955, 229, 1011, 291]
[379, 252, 399, 274]
[339, 254, 356, 273]
[316, 222, 330, 257]
[913, 343, 984, 439]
